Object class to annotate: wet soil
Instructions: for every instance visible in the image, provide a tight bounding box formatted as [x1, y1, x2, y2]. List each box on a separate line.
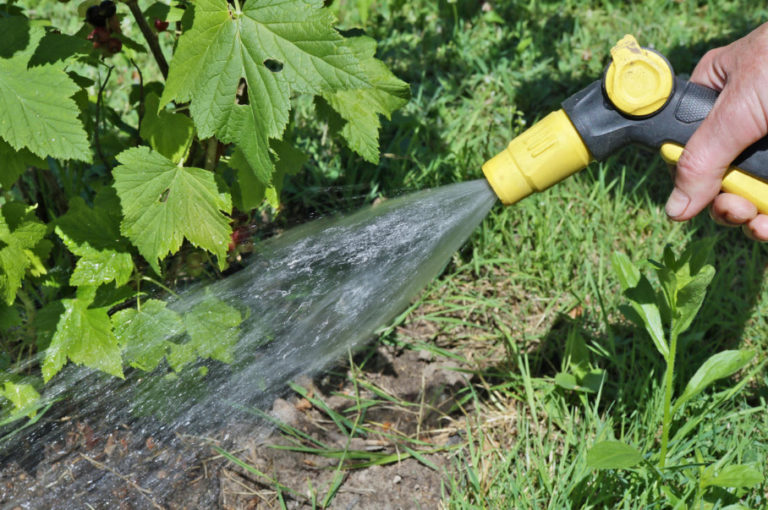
[0, 343, 471, 509]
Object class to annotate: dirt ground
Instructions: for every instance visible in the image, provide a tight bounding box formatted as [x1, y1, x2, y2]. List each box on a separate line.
[0, 342, 473, 509]
[0, 270, 541, 509]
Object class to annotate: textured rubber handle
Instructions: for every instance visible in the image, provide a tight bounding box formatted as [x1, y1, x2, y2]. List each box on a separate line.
[562, 78, 768, 181]
[674, 82, 768, 178]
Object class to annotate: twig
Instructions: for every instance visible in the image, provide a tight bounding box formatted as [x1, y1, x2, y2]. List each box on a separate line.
[79, 454, 165, 510]
[131, 58, 145, 141]
[204, 138, 219, 170]
[125, 0, 169, 79]
[94, 64, 114, 172]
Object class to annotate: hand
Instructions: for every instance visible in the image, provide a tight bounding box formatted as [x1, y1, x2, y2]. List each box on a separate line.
[666, 23, 768, 241]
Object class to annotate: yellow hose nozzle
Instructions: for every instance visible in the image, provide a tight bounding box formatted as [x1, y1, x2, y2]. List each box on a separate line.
[482, 110, 592, 205]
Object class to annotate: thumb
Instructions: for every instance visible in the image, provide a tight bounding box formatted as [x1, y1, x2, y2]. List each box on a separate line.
[667, 83, 765, 220]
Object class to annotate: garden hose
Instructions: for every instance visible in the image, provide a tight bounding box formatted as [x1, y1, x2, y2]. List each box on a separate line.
[482, 35, 768, 213]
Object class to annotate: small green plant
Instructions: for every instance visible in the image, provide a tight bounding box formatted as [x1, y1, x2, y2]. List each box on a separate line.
[586, 240, 764, 507]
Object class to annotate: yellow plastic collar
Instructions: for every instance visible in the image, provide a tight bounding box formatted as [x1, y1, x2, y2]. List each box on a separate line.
[605, 35, 673, 117]
[482, 110, 592, 205]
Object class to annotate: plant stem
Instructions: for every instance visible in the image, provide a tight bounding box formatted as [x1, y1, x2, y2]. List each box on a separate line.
[94, 65, 114, 172]
[659, 330, 678, 468]
[126, 0, 169, 80]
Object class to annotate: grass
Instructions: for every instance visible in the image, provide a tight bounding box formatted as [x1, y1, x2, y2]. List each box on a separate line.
[219, 0, 768, 507]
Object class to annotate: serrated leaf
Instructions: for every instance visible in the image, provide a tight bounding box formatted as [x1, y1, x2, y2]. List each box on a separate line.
[230, 147, 266, 211]
[56, 194, 133, 287]
[586, 440, 643, 470]
[0, 16, 30, 59]
[701, 463, 764, 489]
[28, 31, 92, 68]
[674, 350, 755, 413]
[113, 147, 232, 273]
[0, 304, 21, 331]
[231, 140, 307, 210]
[140, 92, 195, 164]
[0, 381, 40, 418]
[179, 295, 242, 369]
[322, 36, 409, 163]
[112, 299, 185, 372]
[161, 0, 386, 181]
[0, 20, 91, 162]
[0, 202, 47, 305]
[0, 138, 46, 188]
[41, 291, 124, 382]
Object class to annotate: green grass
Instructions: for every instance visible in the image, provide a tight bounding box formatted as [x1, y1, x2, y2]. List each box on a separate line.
[263, 0, 768, 508]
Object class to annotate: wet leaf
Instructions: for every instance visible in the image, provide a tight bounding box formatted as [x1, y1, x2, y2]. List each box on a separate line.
[113, 146, 232, 272]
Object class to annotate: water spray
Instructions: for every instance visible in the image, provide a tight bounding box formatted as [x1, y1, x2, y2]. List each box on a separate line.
[482, 35, 768, 211]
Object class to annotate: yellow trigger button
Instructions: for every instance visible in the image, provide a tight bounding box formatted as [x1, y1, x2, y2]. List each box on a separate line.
[605, 35, 674, 117]
[659, 142, 768, 215]
[660, 142, 683, 164]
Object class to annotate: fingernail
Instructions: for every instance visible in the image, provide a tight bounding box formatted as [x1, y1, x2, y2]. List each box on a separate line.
[665, 188, 691, 218]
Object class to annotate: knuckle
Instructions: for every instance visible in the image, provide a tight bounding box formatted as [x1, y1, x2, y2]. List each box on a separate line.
[675, 149, 716, 181]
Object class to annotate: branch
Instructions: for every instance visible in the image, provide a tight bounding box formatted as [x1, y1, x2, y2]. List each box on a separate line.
[126, 0, 169, 80]
[94, 65, 114, 172]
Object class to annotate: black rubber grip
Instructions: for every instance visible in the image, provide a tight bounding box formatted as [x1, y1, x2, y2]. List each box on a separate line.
[561, 78, 768, 180]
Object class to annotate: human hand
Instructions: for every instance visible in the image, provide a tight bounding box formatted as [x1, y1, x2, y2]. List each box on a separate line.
[665, 23, 768, 241]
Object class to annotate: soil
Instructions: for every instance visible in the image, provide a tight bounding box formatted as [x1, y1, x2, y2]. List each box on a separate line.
[0, 343, 472, 509]
[0, 269, 542, 509]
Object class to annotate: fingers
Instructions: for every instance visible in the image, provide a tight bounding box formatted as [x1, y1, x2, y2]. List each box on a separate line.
[710, 193, 757, 224]
[689, 48, 728, 90]
[666, 84, 761, 220]
[709, 193, 768, 241]
[744, 215, 768, 242]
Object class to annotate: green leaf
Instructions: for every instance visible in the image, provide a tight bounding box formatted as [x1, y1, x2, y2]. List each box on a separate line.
[113, 146, 232, 273]
[28, 31, 92, 68]
[230, 139, 307, 210]
[0, 304, 21, 331]
[112, 299, 185, 372]
[624, 275, 668, 359]
[0, 202, 47, 305]
[56, 194, 133, 287]
[611, 252, 640, 291]
[322, 36, 409, 163]
[554, 372, 578, 390]
[0, 138, 46, 188]
[183, 295, 242, 365]
[672, 264, 715, 338]
[230, 147, 266, 211]
[166, 340, 197, 372]
[563, 327, 590, 379]
[0, 16, 30, 59]
[140, 92, 195, 164]
[0, 381, 40, 418]
[41, 289, 124, 382]
[701, 463, 764, 489]
[674, 350, 755, 413]
[586, 440, 643, 470]
[0, 20, 91, 162]
[161, 0, 393, 181]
